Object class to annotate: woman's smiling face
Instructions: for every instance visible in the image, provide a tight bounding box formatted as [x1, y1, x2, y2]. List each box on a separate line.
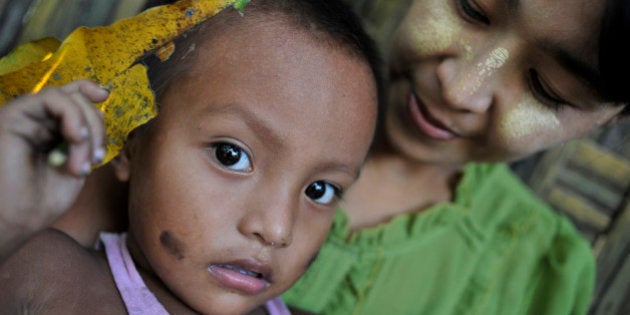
[117, 16, 377, 315]
[385, 0, 625, 165]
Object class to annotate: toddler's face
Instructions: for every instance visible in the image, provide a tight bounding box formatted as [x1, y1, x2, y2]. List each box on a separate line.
[385, 0, 624, 165]
[118, 19, 376, 315]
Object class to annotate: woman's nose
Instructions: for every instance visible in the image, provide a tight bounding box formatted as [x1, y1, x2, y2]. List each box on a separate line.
[237, 189, 296, 248]
[436, 47, 509, 113]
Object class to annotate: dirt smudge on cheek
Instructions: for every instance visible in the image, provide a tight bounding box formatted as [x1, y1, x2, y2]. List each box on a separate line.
[159, 230, 187, 260]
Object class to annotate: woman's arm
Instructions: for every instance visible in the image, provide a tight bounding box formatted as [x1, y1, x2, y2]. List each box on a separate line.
[52, 163, 129, 247]
[0, 80, 107, 261]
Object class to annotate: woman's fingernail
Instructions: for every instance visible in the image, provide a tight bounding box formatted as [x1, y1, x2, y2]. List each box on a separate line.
[97, 86, 110, 99]
[79, 127, 89, 140]
[94, 147, 105, 163]
[81, 162, 91, 176]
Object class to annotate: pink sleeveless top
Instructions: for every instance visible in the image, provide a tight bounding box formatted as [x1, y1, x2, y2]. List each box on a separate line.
[100, 232, 291, 315]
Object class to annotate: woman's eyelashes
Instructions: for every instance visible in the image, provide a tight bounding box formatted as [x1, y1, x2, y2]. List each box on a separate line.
[528, 69, 570, 111]
[304, 181, 342, 206]
[212, 142, 253, 172]
[453, 0, 573, 112]
[456, 0, 490, 25]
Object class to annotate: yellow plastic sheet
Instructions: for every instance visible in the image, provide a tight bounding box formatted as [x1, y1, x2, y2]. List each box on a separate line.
[0, 0, 245, 165]
[0, 37, 61, 76]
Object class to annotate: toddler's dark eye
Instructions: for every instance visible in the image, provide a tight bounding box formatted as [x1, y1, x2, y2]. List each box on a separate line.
[213, 142, 252, 172]
[305, 181, 339, 205]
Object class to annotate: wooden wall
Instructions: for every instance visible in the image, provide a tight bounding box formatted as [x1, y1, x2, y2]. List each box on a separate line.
[0, 0, 146, 56]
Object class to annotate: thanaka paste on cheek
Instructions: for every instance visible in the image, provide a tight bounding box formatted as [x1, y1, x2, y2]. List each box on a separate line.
[460, 47, 509, 97]
[407, 1, 460, 56]
[499, 97, 560, 142]
[460, 41, 473, 61]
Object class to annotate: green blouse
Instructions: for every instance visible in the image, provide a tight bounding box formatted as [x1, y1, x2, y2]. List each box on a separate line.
[283, 163, 595, 315]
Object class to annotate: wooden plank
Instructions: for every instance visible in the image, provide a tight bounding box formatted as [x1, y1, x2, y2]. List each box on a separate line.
[16, 0, 124, 46]
[591, 250, 630, 315]
[15, 0, 62, 44]
[593, 202, 630, 297]
[0, 0, 38, 55]
[557, 170, 623, 212]
[0, 0, 8, 14]
[573, 140, 630, 190]
[528, 141, 577, 195]
[547, 186, 611, 231]
[110, 0, 146, 23]
[77, 0, 120, 27]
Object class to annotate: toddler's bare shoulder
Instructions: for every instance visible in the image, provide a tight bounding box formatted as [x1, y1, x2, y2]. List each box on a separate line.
[0, 228, 125, 313]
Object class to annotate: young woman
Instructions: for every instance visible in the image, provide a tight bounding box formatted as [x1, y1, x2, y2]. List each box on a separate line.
[282, 0, 628, 314]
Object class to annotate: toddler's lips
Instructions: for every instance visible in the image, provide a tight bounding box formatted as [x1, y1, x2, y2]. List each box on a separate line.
[407, 92, 457, 141]
[208, 260, 271, 295]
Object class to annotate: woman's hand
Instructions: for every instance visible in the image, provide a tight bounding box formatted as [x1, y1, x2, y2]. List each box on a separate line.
[0, 80, 108, 260]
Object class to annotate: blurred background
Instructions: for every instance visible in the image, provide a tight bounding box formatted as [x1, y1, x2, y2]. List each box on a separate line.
[0, 0, 146, 56]
[0, 0, 628, 314]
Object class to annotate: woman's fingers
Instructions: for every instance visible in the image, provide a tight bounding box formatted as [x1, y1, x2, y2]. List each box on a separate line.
[36, 88, 93, 176]
[61, 79, 109, 103]
[0, 80, 109, 176]
[61, 80, 109, 164]
[68, 89, 106, 164]
[37, 81, 109, 176]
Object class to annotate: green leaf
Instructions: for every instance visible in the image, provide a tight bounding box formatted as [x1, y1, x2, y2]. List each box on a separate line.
[233, 0, 249, 11]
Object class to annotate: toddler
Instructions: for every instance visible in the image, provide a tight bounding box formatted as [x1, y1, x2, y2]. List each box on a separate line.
[0, 0, 380, 314]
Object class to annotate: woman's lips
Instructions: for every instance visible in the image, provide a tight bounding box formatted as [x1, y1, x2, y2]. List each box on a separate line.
[208, 260, 271, 295]
[407, 92, 457, 141]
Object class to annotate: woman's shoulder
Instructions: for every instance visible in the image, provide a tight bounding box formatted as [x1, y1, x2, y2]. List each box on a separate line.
[0, 228, 124, 313]
[324, 162, 577, 249]
[465, 162, 593, 260]
[463, 162, 557, 224]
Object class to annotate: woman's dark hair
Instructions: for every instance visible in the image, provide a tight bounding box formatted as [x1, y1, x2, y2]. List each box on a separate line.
[142, 0, 384, 115]
[599, 0, 630, 114]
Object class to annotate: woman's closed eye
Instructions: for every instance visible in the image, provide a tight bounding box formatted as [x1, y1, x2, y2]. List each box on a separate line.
[305, 181, 342, 206]
[212, 142, 252, 172]
[456, 0, 490, 25]
[528, 69, 572, 111]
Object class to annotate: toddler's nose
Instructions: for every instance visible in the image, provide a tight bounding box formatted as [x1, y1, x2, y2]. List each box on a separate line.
[238, 191, 296, 248]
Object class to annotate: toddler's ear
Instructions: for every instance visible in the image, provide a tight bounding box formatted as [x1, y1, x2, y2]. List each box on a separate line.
[110, 130, 141, 182]
[110, 149, 131, 182]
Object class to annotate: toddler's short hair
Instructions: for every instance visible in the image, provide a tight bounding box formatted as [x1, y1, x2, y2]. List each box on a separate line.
[143, 0, 384, 110]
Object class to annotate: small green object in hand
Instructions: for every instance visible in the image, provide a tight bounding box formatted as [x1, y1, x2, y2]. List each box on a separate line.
[47, 141, 68, 167]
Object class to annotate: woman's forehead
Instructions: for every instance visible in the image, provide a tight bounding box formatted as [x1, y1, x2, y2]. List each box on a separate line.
[514, 0, 605, 94]
[517, 0, 603, 51]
